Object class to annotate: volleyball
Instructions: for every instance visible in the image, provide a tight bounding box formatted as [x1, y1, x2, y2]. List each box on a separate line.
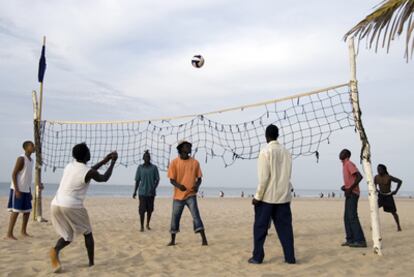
[191, 55, 204, 68]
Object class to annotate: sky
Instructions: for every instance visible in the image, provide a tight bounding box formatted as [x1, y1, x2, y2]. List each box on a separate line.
[0, 0, 413, 192]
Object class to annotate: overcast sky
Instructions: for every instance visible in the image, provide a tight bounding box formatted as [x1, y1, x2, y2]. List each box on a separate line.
[0, 0, 413, 192]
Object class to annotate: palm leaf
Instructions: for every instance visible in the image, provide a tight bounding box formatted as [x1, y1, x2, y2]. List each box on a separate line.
[344, 0, 414, 61]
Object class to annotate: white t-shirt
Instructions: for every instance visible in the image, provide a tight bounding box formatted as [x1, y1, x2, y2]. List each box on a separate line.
[10, 154, 33, 193]
[51, 161, 91, 208]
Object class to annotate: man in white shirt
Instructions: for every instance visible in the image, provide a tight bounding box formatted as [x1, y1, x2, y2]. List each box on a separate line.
[49, 143, 118, 273]
[248, 124, 296, 265]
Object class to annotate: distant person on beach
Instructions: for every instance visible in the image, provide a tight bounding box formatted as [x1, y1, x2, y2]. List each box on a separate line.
[167, 140, 208, 246]
[49, 143, 117, 273]
[249, 124, 296, 265]
[220, 191, 224, 198]
[374, 164, 402, 231]
[6, 140, 41, 240]
[241, 191, 244, 198]
[339, 149, 367, 248]
[133, 150, 160, 232]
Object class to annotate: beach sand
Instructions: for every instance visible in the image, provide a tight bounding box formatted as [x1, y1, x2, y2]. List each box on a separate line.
[1, 197, 413, 276]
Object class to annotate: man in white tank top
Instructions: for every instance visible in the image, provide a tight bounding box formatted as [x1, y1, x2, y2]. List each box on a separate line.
[49, 143, 118, 273]
[6, 141, 39, 240]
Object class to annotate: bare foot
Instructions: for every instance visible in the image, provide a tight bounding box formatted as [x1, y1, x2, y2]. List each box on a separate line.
[4, 235, 18, 240]
[398, 227, 402, 232]
[202, 241, 208, 246]
[167, 241, 176, 246]
[146, 226, 151, 231]
[50, 248, 62, 273]
[140, 227, 144, 232]
[21, 233, 33, 238]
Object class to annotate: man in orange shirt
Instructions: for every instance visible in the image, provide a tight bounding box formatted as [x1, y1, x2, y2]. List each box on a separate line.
[167, 140, 208, 246]
[339, 149, 367, 248]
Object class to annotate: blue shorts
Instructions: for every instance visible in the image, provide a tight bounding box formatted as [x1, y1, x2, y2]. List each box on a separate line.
[7, 189, 32, 213]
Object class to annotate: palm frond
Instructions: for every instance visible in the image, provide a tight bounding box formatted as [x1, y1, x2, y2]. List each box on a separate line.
[344, 0, 414, 61]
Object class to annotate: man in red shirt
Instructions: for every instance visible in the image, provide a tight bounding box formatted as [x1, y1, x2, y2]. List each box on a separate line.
[339, 149, 367, 248]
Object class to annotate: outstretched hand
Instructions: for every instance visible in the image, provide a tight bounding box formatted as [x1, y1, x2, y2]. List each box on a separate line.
[104, 153, 113, 163]
[111, 151, 118, 161]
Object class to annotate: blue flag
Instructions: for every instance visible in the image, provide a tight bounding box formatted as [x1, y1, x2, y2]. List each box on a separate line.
[38, 45, 46, 83]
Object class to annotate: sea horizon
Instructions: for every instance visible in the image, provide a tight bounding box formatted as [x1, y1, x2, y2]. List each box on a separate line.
[1, 182, 413, 199]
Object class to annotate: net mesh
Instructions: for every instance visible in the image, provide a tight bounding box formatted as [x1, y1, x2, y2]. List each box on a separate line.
[39, 83, 355, 171]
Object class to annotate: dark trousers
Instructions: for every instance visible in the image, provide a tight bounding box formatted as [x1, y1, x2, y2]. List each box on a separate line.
[344, 193, 366, 243]
[253, 202, 295, 263]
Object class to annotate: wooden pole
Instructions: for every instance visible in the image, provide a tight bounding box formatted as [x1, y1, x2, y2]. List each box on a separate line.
[348, 37, 382, 255]
[32, 91, 40, 221]
[33, 36, 47, 222]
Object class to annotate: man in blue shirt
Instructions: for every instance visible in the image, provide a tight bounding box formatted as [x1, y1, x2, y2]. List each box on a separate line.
[133, 150, 160, 232]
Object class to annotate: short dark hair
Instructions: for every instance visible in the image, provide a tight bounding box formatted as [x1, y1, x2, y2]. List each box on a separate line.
[265, 124, 279, 140]
[72, 143, 90, 161]
[378, 164, 388, 174]
[177, 142, 191, 154]
[341, 149, 351, 158]
[22, 141, 34, 150]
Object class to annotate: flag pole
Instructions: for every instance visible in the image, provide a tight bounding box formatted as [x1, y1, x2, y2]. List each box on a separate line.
[33, 36, 47, 222]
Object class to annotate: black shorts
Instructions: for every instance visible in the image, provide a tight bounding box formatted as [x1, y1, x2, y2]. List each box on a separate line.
[139, 196, 155, 214]
[378, 194, 397, 213]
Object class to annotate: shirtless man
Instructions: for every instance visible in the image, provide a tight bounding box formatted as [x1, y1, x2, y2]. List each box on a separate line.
[374, 164, 402, 231]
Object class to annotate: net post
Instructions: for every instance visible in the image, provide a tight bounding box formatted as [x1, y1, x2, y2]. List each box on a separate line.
[32, 35, 47, 223]
[32, 90, 42, 221]
[348, 37, 382, 255]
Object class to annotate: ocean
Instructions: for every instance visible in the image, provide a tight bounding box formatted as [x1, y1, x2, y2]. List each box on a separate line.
[1, 182, 413, 199]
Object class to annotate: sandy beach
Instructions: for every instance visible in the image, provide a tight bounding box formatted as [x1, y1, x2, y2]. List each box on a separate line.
[1, 197, 413, 276]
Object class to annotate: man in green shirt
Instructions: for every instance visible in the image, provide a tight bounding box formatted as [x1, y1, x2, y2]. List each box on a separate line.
[133, 151, 160, 232]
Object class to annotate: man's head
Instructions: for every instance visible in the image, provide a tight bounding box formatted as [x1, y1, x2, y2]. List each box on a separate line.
[143, 150, 151, 164]
[339, 149, 351, 161]
[177, 140, 192, 158]
[72, 143, 91, 163]
[22, 141, 35, 154]
[265, 124, 279, 143]
[377, 164, 388, 175]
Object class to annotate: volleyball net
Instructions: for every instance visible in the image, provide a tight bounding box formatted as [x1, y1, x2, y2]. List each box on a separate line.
[39, 83, 354, 171]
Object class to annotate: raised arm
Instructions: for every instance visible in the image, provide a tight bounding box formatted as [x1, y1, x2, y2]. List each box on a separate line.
[91, 153, 113, 170]
[390, 175, 403, 195]
[85, 152, 118, 183]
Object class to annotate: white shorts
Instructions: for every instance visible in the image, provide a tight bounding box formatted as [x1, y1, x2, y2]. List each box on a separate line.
[51, 205, 92, 242]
